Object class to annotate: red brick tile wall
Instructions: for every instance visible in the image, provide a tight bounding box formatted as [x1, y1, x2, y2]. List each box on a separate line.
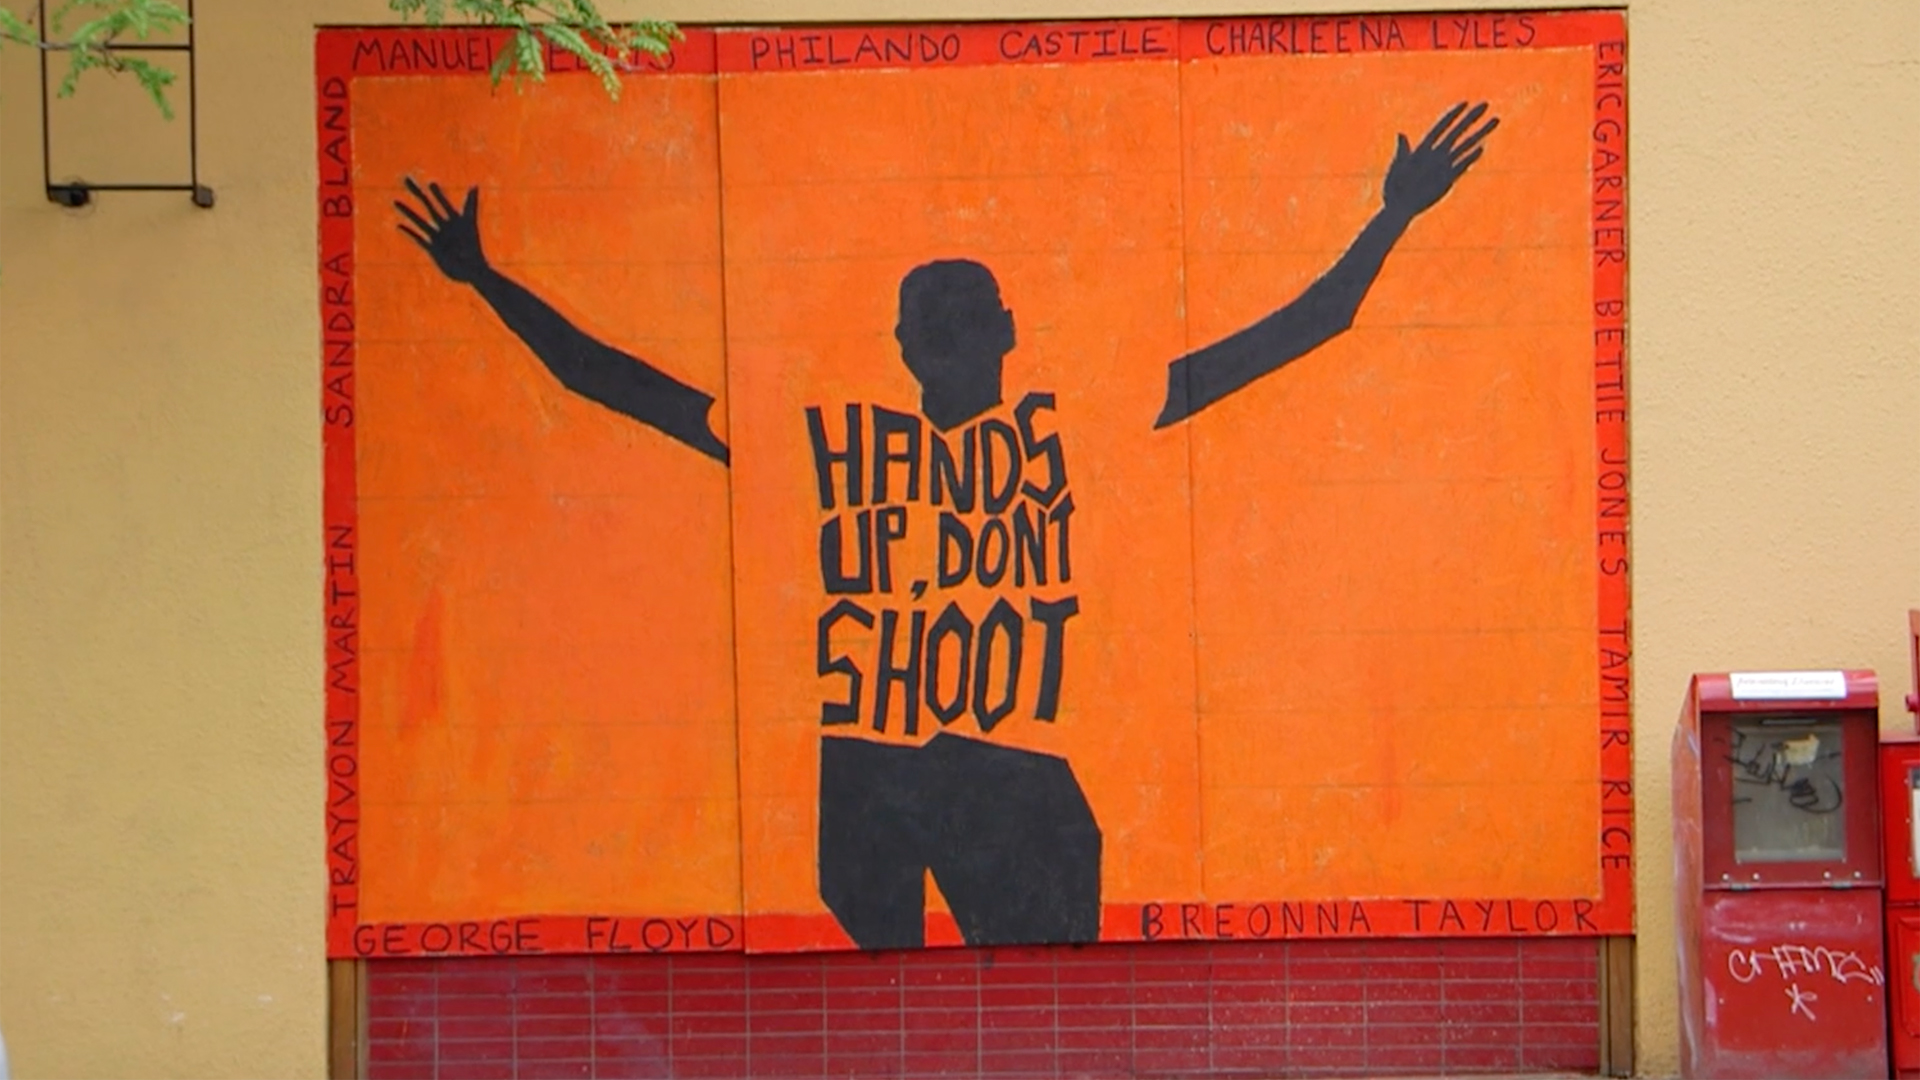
[364, 938, 1599, 1078]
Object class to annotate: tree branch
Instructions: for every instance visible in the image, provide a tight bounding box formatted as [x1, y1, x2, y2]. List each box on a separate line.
[387, 0, 680, 100]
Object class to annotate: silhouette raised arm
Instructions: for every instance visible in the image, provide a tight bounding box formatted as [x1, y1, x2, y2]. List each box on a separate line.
[1154, 102, 1499, 428]
[396, 178, 730, 465]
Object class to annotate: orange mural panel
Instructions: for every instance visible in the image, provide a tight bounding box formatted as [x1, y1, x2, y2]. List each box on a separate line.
[341, 49, 742, 946]
[321, 11, 1631, 959]
[719, 58, 1204, 952]
[1180, 46, 1601, 905]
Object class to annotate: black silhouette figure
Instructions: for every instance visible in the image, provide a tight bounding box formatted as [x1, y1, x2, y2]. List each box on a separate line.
[395, 101, 1498, 951]
[1156, 101, 1498, 425]
[893, 259, 1017, 431]
[395, 180, 731, 464]
[818, 734, 1102, 950]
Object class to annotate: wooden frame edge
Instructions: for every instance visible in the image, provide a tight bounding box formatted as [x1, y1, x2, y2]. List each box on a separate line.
[1599, 934, 1636, 1077]
[328, 957, 364, 1080]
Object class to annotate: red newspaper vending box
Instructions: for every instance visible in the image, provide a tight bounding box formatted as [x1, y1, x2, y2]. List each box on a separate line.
[1880, 732, 1920, 1077]
[1887, 612, 1920, 1078]
[1909, 610, 1919, 720]
[1675, 669, 1886, 1079]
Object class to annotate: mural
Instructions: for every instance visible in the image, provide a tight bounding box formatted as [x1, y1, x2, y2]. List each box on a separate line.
[319, 11, 1631, 959]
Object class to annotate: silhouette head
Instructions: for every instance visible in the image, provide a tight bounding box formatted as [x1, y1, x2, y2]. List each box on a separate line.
[895, 259, 1015, 429]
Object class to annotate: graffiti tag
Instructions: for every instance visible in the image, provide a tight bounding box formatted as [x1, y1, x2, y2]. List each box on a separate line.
[1727, 729, 1843, 814]
[1726, 943, 1884, 988]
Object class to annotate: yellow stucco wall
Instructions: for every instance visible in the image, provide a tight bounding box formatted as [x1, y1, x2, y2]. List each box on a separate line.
[0, 0, 1914, 1076]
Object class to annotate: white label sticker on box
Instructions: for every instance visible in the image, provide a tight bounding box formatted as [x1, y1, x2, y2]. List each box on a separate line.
[1728, 670, 1849, 701]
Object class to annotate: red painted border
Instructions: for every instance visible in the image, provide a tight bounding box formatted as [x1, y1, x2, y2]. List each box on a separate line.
[320, 10, 1633, 958]
[342, 913, 745, 958]
[328, 25, 717, 78]
[1590, 15, 1634, 938]
[318, 31, 360, 959]
[340, 894, 1621, 959]
[741, 897, 1619, 956]
[711, 10, 1622, 74]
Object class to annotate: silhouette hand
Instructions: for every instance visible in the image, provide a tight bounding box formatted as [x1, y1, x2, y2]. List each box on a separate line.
[1383, 102, 1499, 219]
[395, 178, 488, 285]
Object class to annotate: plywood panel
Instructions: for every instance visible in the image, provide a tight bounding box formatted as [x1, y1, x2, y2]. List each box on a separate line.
[717, 51, 1204, 952]
[347, 60, 742, 929]
[321, 12, 1629, 958]
[1180, 46, 1603, 902]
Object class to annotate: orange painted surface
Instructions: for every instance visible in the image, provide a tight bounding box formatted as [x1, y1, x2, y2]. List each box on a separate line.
[722, 44, 1600, 942]
[1180, 48, 1600, 900]
[350, 74, 742, 922]
[719, 60, 1203, 944]
[336, 21, 1618, 945]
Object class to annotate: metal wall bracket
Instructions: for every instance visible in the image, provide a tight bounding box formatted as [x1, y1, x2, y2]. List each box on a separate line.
[39, 0, 213, 209]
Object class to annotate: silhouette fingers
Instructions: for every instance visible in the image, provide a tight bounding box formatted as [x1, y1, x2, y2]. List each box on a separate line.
[1449, 146, 1485, 178]
[402, 177, 445, 225]
[395, 199, 437, 239]
[1450, 117, 1499, 163]
[1437, 102, 1489, 153]
[462, 187, 480, 218]
[429, 181, 459, 220]
[397, 223, 433, 253]
[1419, 101, 1468, 152]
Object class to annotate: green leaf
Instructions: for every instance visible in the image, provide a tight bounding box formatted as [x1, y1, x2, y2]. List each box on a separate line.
[536, 22, 619, 98]
[57, 47, 100, 100]
[125, 56, 177, 118]
[65, 15, 117, 49]
[129, 0, 190, 35]
[51, 0, 88, 33]
[382, 0, 679, 99]
[629, 20, 681, 55]
[488, 34, 516, 82]
[0, 1, 189, 119]
[0, 9, 37, 45]
[511, 26, 543, 84]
